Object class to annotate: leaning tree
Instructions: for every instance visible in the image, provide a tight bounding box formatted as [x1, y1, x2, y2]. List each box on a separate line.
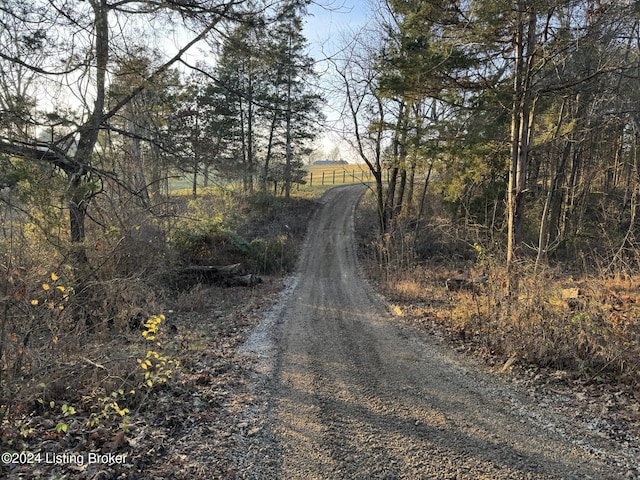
[0, 0, 246, 268]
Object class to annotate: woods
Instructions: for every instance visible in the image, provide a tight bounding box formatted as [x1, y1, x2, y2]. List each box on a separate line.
[346, 0, 640, 387]
[1, 0, 640, 475]
[332, 0, 640, 291]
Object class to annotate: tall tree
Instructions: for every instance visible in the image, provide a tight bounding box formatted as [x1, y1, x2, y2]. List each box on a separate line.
[362, 0, 472, 230]
[265, 0, 323, 198]
[108, 52, 184, 203]
[506, 0, 539, 268]
[0, 0, 242, 268]
[201, 2, 322, 195]
[204, 15, 268, 192]
[332, 27, 390, 233]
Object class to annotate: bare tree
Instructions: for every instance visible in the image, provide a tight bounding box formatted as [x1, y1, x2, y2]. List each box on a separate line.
[0, 0, 244, 267]
[331, 27, 391, 233]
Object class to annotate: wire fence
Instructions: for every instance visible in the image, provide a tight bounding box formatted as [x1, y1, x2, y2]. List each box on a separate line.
[306, 169, 378, 186]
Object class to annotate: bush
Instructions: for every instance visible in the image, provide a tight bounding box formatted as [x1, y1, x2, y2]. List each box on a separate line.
[169, 192, 314, 275]
[248, 235, 297, 274]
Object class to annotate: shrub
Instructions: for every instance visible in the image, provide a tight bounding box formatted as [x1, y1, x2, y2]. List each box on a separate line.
[249, 234, 297, 274]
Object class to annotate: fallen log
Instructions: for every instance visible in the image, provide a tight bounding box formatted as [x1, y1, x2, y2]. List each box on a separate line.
[181, 263, 246, 277]
[224, 273, 262, 287]
[446, 275, 488, 292]
[178, 263, 262, 287]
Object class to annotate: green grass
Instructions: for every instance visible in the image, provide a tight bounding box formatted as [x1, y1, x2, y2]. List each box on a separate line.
[168, 163, 376, 197]
[170, 164, 373, 194]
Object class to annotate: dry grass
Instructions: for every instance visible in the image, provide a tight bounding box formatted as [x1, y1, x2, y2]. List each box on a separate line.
[355, 191, 640, 387]
[372, 257, 640, 386]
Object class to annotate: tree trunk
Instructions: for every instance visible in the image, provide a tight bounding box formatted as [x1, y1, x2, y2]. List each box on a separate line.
[406, 163, 415, 212]
[385, 166, 399, 231]
[126, 101, 149, 204]
[65, 0, 109, 268]
[507, 2, 538, 271]
[262, 113, 278, 191]
[395, 168, 407, 217]
[284, 35, 293, 199]
[418, 161, 433, 220]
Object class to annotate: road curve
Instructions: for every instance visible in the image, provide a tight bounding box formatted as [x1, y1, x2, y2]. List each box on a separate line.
[237, 185, 630, 479]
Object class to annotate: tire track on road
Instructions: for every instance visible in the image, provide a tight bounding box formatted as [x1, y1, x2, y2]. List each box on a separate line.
[236, 184, 633, 479]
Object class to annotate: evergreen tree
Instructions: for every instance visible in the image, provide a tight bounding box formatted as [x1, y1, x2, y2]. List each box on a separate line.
[203, 2, 323, 196]
[263, 0, 323, 197]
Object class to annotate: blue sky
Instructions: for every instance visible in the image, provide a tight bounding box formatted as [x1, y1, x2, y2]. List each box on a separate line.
[303, 1, 374, 160]
[304, 0, 372, 61]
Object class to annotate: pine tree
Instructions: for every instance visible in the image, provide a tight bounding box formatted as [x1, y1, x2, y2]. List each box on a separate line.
[265, 0, 323, 197]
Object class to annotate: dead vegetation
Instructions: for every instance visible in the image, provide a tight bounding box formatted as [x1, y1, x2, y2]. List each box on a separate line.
[0, 190, 316, 479]
[355, 189, 640, 441]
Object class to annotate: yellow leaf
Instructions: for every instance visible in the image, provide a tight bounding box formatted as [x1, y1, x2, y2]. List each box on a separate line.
[51, 273, 59, 281]
[140, 362, 148, 370]
[42, 283, 50, 291]
[146, 380, 153, 388]
[30, 299, 39, 305]
[56, 286, 65, 293]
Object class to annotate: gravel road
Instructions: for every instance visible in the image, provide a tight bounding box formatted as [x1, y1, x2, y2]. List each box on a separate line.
[236, 185, 638, 479]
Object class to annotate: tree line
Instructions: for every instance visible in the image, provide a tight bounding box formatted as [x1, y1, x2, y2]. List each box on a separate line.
[333, 0, 640, 274]
[2, 0, 640, 281]
[0, 0, 322, 272]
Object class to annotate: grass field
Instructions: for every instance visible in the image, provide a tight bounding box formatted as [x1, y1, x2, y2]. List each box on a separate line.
[303, 163, 373, 187]
[170, 163, 376, 196]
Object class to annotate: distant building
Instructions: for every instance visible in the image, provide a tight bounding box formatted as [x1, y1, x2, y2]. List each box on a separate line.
[312, 159, 349, 165]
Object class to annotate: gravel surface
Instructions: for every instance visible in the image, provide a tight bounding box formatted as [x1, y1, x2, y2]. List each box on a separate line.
[234, 185, 639, 479]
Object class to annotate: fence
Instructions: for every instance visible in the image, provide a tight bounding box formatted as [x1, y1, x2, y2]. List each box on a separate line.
[306, 169, 383, 187]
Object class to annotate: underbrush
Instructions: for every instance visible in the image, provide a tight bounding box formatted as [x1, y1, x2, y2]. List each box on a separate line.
[0, 188, 316, 475]
[356, 191, 640, 388]
[0, 261, 171, 455]
[169, 191, 315, 274]
[0, 200, 170, 442]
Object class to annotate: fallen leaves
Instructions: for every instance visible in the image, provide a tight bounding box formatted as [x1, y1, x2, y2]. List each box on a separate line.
[1, 281, 283, 479]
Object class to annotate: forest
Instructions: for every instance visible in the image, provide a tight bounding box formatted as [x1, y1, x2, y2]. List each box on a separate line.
[1, 0, 640, 476]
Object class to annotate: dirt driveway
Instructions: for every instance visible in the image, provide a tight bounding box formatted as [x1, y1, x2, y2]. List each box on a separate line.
[235, 185, 638, 479]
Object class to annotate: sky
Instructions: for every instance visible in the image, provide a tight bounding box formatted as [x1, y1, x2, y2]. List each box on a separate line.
[304, 0, 372, 55]
[303, 0, 374, 161]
